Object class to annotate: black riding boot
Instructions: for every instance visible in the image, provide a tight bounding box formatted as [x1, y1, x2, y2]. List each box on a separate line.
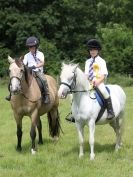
[105, 97, 115, 119]
[35, 72, 50, 104]
[43, 79, 50, 104]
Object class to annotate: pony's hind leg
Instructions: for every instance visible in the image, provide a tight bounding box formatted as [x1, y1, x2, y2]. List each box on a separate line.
[109, 112, 124, 151]
[115, 113, 124, 151]
[37, 118, 43, 144]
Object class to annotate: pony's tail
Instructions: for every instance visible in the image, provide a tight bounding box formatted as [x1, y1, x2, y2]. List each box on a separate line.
[47, 109, 61, 138]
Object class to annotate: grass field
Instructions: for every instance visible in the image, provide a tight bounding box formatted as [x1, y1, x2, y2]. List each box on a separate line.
[0, 86, 133, 177]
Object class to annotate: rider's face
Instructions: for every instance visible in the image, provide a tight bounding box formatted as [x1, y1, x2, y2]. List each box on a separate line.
[89, 49, 99, 58]
[29, 46, 36, 54]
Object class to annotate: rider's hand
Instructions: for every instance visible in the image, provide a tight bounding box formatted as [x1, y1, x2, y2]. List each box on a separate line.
[28, 65, 36, 70]
[92, 74, 105, 87]
[92, 78, 101, 87]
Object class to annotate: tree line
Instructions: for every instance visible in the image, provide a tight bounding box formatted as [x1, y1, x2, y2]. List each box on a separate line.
[0, 0, 133, 77]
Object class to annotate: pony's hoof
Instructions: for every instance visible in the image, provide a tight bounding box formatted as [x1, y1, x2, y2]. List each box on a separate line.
[115, 145, 122, 152]
[79, 153, 84, 158]
[16, 146, 22, 152]
[52, 136, 59, 142]
[90, 153, 95, 160]
[38, 141, 43, 145]
[31, 149, 36, 155]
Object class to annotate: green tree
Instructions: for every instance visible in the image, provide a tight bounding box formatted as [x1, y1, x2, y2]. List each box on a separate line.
[97, 23, 133, 75]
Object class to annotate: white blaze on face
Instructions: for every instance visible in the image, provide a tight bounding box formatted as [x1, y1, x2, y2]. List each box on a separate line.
[11, 77, 20, 92]
[58, 84, 68, 98]
[58, 64, 74, 98]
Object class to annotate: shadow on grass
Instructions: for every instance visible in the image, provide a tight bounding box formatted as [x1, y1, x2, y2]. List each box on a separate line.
[14, 137, 54, 154]
[89, 142, 115, 153]
[0, 154, 5, 158]
[62, 141, 115, 157]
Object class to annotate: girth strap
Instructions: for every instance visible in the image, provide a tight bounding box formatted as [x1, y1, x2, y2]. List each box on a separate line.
[95, 106, 106, 123]
[95, 87, 106, 123]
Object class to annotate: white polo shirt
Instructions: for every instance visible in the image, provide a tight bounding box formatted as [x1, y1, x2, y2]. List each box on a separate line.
[23, 50, 44, 73]
[85, 55, 108, 79]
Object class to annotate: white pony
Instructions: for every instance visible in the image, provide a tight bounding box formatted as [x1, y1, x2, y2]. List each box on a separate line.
[58, 63, 126, 160]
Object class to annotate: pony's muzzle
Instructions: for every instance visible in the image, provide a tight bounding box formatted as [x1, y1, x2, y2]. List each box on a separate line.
[11, 89, 21, 95]
[10, 85, 22, 95]
[58, 88, 68, 99]
[10, 77, 22, 95]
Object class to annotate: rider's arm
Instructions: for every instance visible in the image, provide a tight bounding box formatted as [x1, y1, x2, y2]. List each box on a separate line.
[35, 52, 44, 68]
[92, 74, 105, 86]
[23, 54, 28, 66]
[36, 61, 44, 68]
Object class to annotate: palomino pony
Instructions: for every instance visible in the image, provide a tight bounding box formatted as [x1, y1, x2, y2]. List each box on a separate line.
[58, 63, 126, 160]
[8, 56, 61, 154]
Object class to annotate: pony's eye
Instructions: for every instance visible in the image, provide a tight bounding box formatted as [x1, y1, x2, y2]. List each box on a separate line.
[20, 69, 24, 72]
[68, 77, 73, 82]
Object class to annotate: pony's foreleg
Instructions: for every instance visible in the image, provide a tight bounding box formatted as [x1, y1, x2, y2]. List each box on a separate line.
[89, 120, 95, 160]
[30, 112, 38, 154]
[30, 123, 36, 154]
[37, 118, 43, 144]
[17, 124, 23, 151]
[76, 123, 84, 158]
[14, 113, 23, 151]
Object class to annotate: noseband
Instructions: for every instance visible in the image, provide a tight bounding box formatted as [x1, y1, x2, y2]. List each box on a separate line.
[60, 68, 96, 98]
[60, 71, 77, 93]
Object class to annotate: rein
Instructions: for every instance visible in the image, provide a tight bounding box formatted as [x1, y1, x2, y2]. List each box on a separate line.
[21, 92, 42, 103]
[70, 90, 91, 93]
[60, 82, 96, 100]
[10, 76, 22, 83]
[70, 89, 96, 100]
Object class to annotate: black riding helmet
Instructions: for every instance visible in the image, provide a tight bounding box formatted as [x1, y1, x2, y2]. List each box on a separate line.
[87, 39, 102, 50]
[26, 36, 39, 47]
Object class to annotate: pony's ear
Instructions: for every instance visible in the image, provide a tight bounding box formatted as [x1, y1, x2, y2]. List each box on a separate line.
[24, 65, 33, 86]
[8, 55, 15, 64]
[19, 55, 24, 61]
[61, 62, 66, 68]
[74, 63, 79, 70]
[19, 56, 24, 66]
[70, 58, 77, 64]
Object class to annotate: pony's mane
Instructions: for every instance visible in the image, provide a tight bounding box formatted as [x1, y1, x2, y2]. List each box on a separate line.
[61, 63, 90, 90]
[24, 65, 31, 86]
[15, 58, 23, 68]
[76, 67, 90, 90]
[15, 58, 33, 86]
